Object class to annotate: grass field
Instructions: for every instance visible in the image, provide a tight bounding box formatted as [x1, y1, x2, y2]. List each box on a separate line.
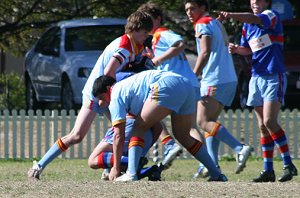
[0, 158, 299, 197]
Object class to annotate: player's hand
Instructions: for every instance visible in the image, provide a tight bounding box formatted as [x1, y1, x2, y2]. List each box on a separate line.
[151, 57, 161, 66]
[143, 47, 154, 59]
[109, 166, 120, 181]
[228, 43, 239, 54]
[216, 11, 231, 22]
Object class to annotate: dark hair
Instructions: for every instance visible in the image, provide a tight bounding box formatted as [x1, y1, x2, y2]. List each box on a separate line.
[125, 10, 153, 34]
[92, 75, 116, 97]
[138, 2, 164, 23]
[184, 0, 209, 11]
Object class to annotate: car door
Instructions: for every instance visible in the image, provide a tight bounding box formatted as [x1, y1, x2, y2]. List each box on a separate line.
[33, 27, 63, 101]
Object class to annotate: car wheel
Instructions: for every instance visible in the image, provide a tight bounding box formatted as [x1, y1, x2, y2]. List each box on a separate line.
[61, 79, 75, 110]
[25, 78, 40, 110]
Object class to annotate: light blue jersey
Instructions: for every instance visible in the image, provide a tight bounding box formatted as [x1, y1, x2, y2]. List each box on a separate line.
[152, 27, 199, 88]
[194, 15, 237, 86]
[109, 70, 196, 126]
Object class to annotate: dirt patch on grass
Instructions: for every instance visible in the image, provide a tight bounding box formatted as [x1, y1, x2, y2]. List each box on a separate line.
[1, 180, 299, 198]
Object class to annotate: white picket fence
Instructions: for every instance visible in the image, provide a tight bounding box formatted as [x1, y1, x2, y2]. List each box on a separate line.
[0, 109, 299, 160]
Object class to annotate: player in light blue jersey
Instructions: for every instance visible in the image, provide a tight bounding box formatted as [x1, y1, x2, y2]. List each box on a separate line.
[92, 70, 228, 182]
[218, 0, 297, 182]
[138, 2, 203, 169]
[184, 0, 253, 178]
[27, 11, 153, 180]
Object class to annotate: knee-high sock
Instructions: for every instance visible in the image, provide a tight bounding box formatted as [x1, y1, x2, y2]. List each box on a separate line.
[213, 123, 243, 152]
[141, 131, 153, 156]
[205, 132, 220, 166]
[187, 140, 221, 178]
[38, 138, 67, 169]
[271, 129, 292, 166]
[97, 152, 128, 169]
[127, 136, 144, 175]
[261, 132, 275, 171]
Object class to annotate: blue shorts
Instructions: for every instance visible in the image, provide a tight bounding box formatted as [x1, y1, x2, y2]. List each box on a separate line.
[200, 82, 237, 106]
[194, 87, 201, 101]
[148, 76, 196, 115]
[247, 73, 286, 106]
[103, 118, 153, 156]
[82, 95, 108, 115]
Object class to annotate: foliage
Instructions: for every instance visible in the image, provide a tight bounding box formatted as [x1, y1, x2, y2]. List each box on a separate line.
[0, 0, 299, 56]
[0, 72, 25, 109]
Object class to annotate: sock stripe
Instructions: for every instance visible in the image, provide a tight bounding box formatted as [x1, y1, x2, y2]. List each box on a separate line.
[97, 152, 106, 169]
[204, 132, 211, 138]
[161, 135, 172, 145]
[56, 138, 68, 151]
[129, 136, 144, 149]
[187, 141, 202, 155]
[210, 122, 221, 137]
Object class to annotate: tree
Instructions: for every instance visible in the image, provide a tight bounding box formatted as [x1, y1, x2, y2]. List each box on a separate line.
[0, 0, 298, 56]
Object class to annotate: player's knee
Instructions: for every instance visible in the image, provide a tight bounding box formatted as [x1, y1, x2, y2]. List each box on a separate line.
[88, 157, 97, 169]
[70, 132, 85, 144]
[263, 118, 278, 130]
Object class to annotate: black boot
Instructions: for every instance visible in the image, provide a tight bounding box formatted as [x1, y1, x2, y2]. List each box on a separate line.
[278, 163, 298, 182]
[253, 170, 276, 182]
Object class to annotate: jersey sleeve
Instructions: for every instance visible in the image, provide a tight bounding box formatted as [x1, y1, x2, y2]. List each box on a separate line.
[195, 22, 212, 38]
[257, 9, 278, 30]
[160, 30, 183, 47]
[113, 35, 132, 65]
[109, 89, 127, 126]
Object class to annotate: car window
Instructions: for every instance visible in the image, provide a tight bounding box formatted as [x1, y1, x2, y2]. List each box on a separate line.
[65, 25, 124, 51]
[35, 27, 61, 55]
[284, 25, 300, 51]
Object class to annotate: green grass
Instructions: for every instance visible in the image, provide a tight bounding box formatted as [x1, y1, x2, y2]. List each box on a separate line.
[0, 157, 299, 182]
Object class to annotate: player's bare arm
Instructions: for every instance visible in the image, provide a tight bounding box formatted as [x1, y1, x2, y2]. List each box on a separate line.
[152, 40, 186, 66]
[228, 43, 252, 56]
[218, 11, 262, 25]
[104, 57, 121, 79]
[109, 122, 126, 181]
[193, 36, 211, 77]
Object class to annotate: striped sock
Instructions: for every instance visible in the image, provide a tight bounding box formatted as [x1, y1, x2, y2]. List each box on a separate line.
[271, 129, 292, 166]
[38, 138, 67, 168]
[187, 140, 221, 178]
[127, 136, 144, 175]
[161, 135, 175, 147]
[261, 133, 274, 171]
[205, 132, 220, 165]
[97, 152, 128, 169]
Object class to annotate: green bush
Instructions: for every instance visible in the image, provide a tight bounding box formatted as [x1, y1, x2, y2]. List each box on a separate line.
[0, 72, 25, 110]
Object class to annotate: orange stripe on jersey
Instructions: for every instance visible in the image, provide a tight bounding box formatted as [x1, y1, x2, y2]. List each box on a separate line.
[187, 141, 202, 155]
[129, 136, 145, 149]
[152, 27, 168, 52]
[128, 34, 144, 55]
[112, 119, 126, 127]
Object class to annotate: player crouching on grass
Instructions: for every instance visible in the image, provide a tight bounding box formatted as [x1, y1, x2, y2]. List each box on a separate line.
[92, 69, 228, 182]
[88, 116, 164, 181]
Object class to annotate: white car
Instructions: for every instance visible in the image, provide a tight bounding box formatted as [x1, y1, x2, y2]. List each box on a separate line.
[24, 18, 126, 110]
